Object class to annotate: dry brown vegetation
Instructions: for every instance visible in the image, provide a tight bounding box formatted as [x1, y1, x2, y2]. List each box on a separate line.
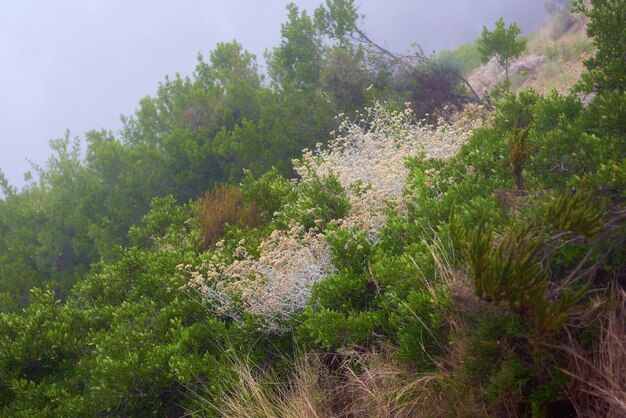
[197, 185, 259, 250]
[212, 297, 625, 418]
[563, 290, 626, 418]
[211, 300, 509, 418]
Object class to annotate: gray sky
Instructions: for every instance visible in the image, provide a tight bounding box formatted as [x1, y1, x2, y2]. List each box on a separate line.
[0, 0, 547, 188]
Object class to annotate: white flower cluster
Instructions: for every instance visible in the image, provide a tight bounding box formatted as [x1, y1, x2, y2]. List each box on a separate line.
[295, 102, 486, 237]
[180, 224, 334, 332]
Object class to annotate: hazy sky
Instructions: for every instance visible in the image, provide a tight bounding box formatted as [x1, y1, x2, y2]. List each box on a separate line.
[0, 1, 547, 188]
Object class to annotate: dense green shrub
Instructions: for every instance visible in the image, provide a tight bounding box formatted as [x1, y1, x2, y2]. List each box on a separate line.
[388, 287, 451, 367]
[310, 270, 375, 313]
[277, 173, 350, 230]
[325, 226, 372, 273]
[298, 308, 383, 350]
[574, 0, 626, 92]
[240, 168, 294, 223]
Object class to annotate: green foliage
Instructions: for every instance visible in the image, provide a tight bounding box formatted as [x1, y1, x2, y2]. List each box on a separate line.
[240, 168, 294, 223]
[0, 288, 82, 388]
[320, 46, 369, 110]
[1, 2, 624, 416]
[388, 287, 451, 367]
[456, 221, 568, 337]
[459, 223, 541, 309]
[1, 0, 482, 311]
[311, 270, 375, 313]
[455, 176, 616, 342]
[483, 357, 528, 404]
[298, 308, 382, 350]
[277, 173, 350, 230]
[545, 192, 604, 236]
[530, 90, 582, 132]
[314, 0, 358, 43]
[325, 227, 372, 273]
[0, 200, 256, 416]
[437, 42, 483, 77]
[0, 134, 102, 308]
[268, 3, 323, 89]
[477, 17, 527, 80]
[574, 0, 626, 92]
[128, 195, 197, 249]
[493, 88, 540, 130]
[0, 7, 368, 306]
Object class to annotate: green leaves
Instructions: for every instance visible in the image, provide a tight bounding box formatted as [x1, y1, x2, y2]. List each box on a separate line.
[454, 188, 612, 338]
[574, 0, 626, 92]
[325, 227, 372, 273]
[298, 308, 382, 349]
[477, 17, 526, 80]
[277, 173, 350, 230]
[0, 2, 624, 415]
[269, 3, 323, 89]
[314, 0, 358, 42]
[546, 192, 604, 236]
[456, 221, 548, 315]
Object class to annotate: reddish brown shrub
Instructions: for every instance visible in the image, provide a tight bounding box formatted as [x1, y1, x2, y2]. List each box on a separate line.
[197, 185, 259, 250]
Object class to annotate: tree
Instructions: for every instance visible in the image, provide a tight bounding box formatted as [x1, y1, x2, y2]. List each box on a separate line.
[320, 46, 369, 110]
[268, 3, 323, 89]
[477, 17, 526, 82]
[315, 0, 481, 113]
[573, 0, 626, 92]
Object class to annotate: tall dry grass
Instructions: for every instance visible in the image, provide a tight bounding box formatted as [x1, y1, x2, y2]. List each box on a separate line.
[195, 352, 332, 418]
[204, 345, 496, 418]
[563, 289, 626, 418]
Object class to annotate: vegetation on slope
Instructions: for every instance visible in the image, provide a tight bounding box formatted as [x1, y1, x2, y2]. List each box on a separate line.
[470, 3, 594, 96]
[0, 0, 624, 417]
[0, 0, 475, 312]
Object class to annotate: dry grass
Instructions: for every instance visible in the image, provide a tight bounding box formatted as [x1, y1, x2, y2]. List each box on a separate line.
[524, 12, 592, 95]
[206, 344, 500, 418]
[562, 289, 626, 418]
[526, 12, 588, 54]
[197, 353, 332, 418]
[197, 185, 259, 250]
[204, 348, 437, 418]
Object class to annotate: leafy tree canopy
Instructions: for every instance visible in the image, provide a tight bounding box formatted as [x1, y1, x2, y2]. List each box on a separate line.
[477, 17, 526, 80]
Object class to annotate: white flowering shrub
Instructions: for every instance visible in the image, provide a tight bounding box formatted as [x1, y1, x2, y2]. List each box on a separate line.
[295, 102, 486, 236]
[181, 102, 487, 332]
[180, 224, 334, 332]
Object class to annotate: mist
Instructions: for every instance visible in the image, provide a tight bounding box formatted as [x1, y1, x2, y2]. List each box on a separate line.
[0, 0, 547, 188]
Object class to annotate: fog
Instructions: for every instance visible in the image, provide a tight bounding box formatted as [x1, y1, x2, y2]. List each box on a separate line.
[0, 0, 547, 188]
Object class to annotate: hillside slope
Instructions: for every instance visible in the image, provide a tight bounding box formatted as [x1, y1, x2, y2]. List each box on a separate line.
[0, 3, 624, 417]
[469, 13, 591, 96]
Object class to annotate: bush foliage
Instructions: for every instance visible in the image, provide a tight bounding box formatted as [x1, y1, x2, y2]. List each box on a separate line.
[0, 1, 624, 417]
